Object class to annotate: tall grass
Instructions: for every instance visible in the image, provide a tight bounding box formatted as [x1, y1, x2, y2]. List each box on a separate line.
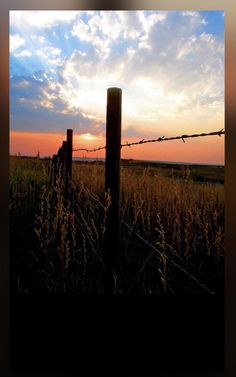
[10, 156, 49, 294]
[10, 157, 224, 294]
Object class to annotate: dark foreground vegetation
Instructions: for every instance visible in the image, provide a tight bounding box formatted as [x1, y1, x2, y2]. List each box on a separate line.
[10, 156, 224, 294]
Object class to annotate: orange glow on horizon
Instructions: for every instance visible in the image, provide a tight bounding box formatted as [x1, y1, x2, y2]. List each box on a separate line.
[10, 131, 66, 157]
[10, 130, 224, 165]
[121, 136, 225, 165]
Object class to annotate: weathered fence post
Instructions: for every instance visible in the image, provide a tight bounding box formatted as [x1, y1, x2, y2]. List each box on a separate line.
[66, 129, 73, 180]
[104, 87, 122, 294]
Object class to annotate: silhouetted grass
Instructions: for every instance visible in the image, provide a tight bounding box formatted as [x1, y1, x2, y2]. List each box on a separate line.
[10, 156, 224, 294]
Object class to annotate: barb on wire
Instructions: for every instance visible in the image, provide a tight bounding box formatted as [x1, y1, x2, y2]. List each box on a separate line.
[74, 146, 106, 153]
[72, 129, 225, 153]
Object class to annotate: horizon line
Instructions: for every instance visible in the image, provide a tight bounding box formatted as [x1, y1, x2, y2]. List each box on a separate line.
[9, 154, 225, 167]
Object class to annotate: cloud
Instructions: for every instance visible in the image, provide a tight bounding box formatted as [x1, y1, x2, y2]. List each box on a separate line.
[10, 34, 25, 52]
[47, 47, 62, 56]
[10, 11, 224, 139]
[10, 11, 79, 29]
[34, 46, 63, 67]
[54, 11, 223, 133]
[35, 46, 62, 57]
[70, 11, 167, 58]
[32, 35, 46, 43]
[71, 18, 111, 58]
[14, 50, 32, 58]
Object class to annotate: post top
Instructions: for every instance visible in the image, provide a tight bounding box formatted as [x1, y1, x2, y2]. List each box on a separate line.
[107, 87, 122, 92]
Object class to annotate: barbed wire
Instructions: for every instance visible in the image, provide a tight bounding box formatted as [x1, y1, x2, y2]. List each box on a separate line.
[82, 185, 215, 295]
[72, 129, 225, 153]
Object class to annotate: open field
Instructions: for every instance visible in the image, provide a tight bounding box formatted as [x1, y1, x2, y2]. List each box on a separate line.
[10, 155, 224, 295]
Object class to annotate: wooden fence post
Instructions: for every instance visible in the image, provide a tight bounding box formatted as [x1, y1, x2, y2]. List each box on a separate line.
[104, 87, 122, 294]
[66, 129, 73, 180]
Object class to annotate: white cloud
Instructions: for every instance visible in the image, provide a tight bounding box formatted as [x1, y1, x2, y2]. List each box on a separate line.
[92, 12, 123, 40]
[49, 47, 62, 56]
[14, 79, 30, 88]
[10, 34, 25, 52]
[47, 58, 63, 66]
[31, 35, 46, 43]
[34, 46, 62, 65]
[116, 11, 144, 39]
[71, 19, 92, 41]
[35, 50, 44, 57]
[14, 50, 32, 58]
[182, 11, 199, 17]
[10, 10, 79, 29]
[138, 35, 152, 50]
[70, 11, 165, 58]
[71, 18, 111, 58]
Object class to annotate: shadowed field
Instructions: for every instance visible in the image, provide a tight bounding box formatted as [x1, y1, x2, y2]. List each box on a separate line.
[10, 156, 224, 295]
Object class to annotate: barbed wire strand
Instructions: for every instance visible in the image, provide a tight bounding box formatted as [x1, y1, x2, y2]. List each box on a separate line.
[122, 221, 215, 295]
[72, 129, 225, 153]
[82, 186, 215, 295]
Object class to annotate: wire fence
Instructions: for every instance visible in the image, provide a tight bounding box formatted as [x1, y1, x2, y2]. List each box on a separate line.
[49, 86, 225, 294]
[72, 129, 225, 153]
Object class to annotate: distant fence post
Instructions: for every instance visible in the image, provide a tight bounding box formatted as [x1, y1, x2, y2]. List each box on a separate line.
[104, 87, 122, 294]
[50, 129, 73, 197]
[66, 129, 73, 180]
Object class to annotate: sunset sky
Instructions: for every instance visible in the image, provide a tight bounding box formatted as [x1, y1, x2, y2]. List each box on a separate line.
[10, 10, 225, 164]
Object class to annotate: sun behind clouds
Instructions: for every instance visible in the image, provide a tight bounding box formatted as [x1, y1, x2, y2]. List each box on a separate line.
[80, 133, 97, 141]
